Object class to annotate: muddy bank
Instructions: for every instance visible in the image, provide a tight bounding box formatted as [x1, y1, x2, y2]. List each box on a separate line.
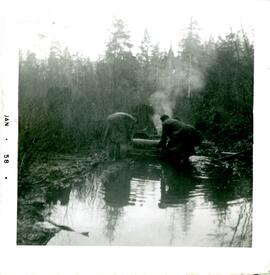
[17, 150, 111, 245]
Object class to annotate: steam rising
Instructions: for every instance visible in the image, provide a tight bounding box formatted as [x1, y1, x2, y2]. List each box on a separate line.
[149, 61, 205, 134]
[150, 90, 174, 134]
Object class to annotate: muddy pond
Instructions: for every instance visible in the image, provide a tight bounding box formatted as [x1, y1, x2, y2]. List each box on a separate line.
[36, 155, 252, 247]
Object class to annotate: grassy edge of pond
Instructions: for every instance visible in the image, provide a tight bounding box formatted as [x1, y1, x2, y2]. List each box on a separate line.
[17, 149, 108, 245]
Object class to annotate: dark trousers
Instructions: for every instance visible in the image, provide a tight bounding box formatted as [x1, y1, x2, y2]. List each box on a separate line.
[162, 134, 195, 166]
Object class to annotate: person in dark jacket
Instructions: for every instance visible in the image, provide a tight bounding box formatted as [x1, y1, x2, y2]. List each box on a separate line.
[159, 114, 202, 166]
[104, 112, 137, 159]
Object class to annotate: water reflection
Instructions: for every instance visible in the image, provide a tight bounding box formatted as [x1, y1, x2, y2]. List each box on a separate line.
[160, 164, 199, 207]
[103, 169, 131, 243]
[44, 158, 252, 246]
[45, 185, 72, 206]
[159, 164, 199, 236]
[103, 168, 131, 208]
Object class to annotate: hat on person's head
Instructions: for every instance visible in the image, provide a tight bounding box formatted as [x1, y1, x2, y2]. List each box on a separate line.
[160, 114, 170, 122]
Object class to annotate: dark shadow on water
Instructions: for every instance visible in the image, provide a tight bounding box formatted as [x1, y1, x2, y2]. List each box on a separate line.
[45, 186, 72, 206]
[159, 162, 199, 208]
[103, 168, 131, 208]
[204, 168, 252, 211]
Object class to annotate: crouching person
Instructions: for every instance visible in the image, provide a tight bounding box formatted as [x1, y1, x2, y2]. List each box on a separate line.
[159, 114, 202, 167]
[104, 112, 137, 160]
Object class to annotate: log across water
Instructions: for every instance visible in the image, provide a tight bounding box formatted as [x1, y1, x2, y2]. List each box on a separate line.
[132, 138, 160, 148]
[131, 138, 160, 157]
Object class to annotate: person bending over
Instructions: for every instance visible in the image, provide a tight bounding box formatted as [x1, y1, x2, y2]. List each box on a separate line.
[104, 112, 137, 160]
[159, 114, 202, 166]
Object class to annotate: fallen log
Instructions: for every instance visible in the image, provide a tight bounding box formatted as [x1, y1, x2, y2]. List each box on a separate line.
[45, 219, 89, 237]
[130, 138, 160, 157]
[132, 138, 160, 148]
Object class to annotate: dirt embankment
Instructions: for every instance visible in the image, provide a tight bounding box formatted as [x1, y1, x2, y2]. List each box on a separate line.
[17, 150, 109, 245]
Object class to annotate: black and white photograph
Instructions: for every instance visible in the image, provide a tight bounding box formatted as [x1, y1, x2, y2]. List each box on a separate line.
[16, 0, 254, 246]
[1, 0, 270, 273]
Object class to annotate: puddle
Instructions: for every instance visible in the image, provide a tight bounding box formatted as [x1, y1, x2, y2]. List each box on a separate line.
[40, 157, 252, 246]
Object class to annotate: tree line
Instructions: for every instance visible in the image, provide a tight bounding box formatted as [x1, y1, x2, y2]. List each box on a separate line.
[18, 18, 253, 174]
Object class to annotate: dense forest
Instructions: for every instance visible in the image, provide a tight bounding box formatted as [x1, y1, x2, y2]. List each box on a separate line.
[18, 18, 253, 177]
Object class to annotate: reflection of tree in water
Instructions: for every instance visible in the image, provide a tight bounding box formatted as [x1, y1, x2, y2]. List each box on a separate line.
[229, 201, 252, 246]
[130, 160, 161, 181]
[45, 183, 73, 228]
[203, 169, 252, 246]
[103, 206, 123, 243]
[160, 164, 199, 239]
[102, 160, 161, 242]
[45, 185, 72, 206]
[208, 199, 252, 247]
[73, 172, 101, 202]
[204, 167, 252, 208]
[68, 171, 108, 218]
[205, 174, 236, 209]
[103, 168, 131, 243]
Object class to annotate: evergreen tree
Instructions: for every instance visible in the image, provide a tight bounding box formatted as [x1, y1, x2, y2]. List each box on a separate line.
[105, 18, 133, 60]
[137, 29, 154, 100]
[178, 19, 203, 98]
[104, 18, 138, 112]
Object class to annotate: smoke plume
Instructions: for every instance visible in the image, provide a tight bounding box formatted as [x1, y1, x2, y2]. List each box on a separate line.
[149, 90, 175, 134]
[149, 62, 205, 134]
